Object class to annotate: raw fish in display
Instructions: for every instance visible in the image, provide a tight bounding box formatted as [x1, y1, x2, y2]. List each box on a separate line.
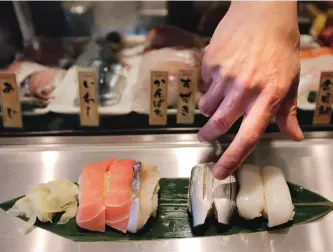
[261, 166, 295, 227]
[145, 25, 207, 51]
[132, 47, 205, 113]
[236, 164, 265, 220]
[7, 61, 66, 100]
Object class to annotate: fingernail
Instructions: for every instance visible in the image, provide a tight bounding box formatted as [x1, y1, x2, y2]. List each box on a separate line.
[201, 111, 210, 117]
[213, 165, 229, 180]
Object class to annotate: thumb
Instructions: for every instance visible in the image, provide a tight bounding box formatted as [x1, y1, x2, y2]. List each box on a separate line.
[276, 81, 304, 141]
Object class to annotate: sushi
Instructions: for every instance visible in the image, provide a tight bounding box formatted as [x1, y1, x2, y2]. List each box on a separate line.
[76, 158, 160, 233]
[236, 164, 265, 220]
[105, 159, 136, 233]
[76, 159, 112, 232]
[212, 171, 237, 225]
[261, 166, 295, 227]
[188, 164, 214, 227]
[188, 163, 237, 227]
[127, 163, 160, 233]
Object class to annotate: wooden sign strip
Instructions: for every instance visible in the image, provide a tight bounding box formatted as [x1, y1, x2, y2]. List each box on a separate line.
[0, 72, 22, 128]
[313, 71, 333, 125]
[177, 70, 197, 124]
[78, 71, 99, 127]
[149, 71, 168, 125]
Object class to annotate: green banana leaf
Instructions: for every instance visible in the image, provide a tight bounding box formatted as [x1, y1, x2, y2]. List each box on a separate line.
[0, 179, 332, 242]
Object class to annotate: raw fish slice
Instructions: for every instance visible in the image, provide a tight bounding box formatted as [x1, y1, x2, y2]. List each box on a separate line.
[236, 164, 265, 220]
[105, 159, 135, 233]
[77, 158, 116, 232]
[75, 202, 106, 232]
[127, 163, 160, 233]
[188, 164, 214, 227]
[211, 167, 237, 225]
[261, 166, 295, 227]
[145, 25, 206, 51]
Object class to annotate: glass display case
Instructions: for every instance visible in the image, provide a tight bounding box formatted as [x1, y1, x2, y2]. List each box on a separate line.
[0, 1, 332, 136]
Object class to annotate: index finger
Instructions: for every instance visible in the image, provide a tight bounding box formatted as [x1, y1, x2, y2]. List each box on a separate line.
[211, 93, 278, 179]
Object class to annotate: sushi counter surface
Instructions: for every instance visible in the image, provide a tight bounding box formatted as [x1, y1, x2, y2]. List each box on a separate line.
[1, 133, 333, 252]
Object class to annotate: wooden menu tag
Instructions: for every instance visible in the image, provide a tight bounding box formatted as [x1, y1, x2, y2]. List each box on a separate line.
[313, 72, 333, 125]
[0, 73, 22, 128]
[78, 71, 99, 127]
[177, 70, 197, 124]
[149, 71, 168, 125]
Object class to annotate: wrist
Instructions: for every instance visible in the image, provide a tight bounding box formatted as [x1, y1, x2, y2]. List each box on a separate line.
[228, 1, 299, 46]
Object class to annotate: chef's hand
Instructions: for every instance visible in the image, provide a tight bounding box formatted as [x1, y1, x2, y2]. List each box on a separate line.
[198, 1, 304, 179]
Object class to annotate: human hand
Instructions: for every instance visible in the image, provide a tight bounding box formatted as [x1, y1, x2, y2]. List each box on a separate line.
[198, 1, 304, 179]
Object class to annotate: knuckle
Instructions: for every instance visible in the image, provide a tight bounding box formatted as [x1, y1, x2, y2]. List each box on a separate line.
[243, 129, 260, 147]
[199, 100, 211, 116]
[211, 116, 232, 132]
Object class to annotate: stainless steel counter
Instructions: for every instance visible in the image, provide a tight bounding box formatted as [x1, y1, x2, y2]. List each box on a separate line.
[1, 133, 333, 252]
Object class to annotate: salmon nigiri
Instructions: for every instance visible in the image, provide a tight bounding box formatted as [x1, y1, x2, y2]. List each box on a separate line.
[105, 159, 136, 233]
[76, 158, 116, 232]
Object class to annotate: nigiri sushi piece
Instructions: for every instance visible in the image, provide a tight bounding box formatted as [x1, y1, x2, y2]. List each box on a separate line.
[188, 164, 214, 227]
[76, 158, 116, 232]
[127, 162, 160, 233]
[211, 171, 237, 225]
[105, 159, 136, 233]
[261, 166, 295, 227]
[236, 164, 265, 220]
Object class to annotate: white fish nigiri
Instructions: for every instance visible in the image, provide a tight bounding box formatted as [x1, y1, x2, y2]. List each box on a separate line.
[212, 174, 237, 224]
[188, 164, 214, 227]
[261, 166, 295, 227]
[236, 164, 265, 220]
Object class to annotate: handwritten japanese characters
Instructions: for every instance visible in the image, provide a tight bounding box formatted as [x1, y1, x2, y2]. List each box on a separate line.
[0, 73, 22, 128]
[78, 71, 99, 126]
[177, 70, 197, 124]
[150, 71, 168, 125]
[313, 72, 333, 125]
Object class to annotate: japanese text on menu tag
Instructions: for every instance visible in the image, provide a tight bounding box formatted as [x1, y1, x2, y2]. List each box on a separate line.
[78, 71, 99, 126]
[0, 73, 22, 128]
[313, 72, 333, 125]
[150, 71, 168, 125]
[177, 70, 197, 124]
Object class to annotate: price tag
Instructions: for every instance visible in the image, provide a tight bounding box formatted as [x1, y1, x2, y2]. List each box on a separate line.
[313, 72, 333, 125]
[0, 73, 22, 128]
[78, 71, 99, 127]
[177, 70, 197, 124]
[149, 71, 168, 125]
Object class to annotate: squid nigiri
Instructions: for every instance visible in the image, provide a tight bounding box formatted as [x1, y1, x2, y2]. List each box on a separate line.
[261, 166, 295, 227]
[236, 164, 265, 220]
